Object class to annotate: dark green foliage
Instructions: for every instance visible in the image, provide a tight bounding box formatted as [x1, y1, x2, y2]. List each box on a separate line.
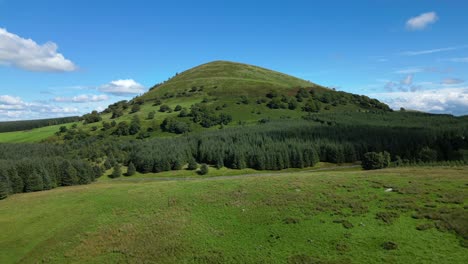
[104, 100, 129, 119]
[0, 181, 7, 199]
[189, 103, 232, 128]
[266, 90, 278, 98]
[129, 116, 141, 135]
[362, 152, 390, 170]
[93, 165, 103, 178]
[187, 159, 198, 170]
[0, 171, 8, 199]
[239, 96, 250, 104]
[288, 98, 298, 110]
[59, 126, 68, 133]
[83, 111, 102, 124]
[111, 164, 122, 178]
[199, 164, 209, 175]
[126, 162, 136, 176]
[61, 161, 78, 186]
[25, 171, 43, 192]
[419, 147, 438, 162]
[130, 104, 141, 113]
[161, 118, 192, 134]
[382, 241, 398, 250]
[174, 105, 182, 111]
[178, 108, 189, 117]
[113, 121, 130, 136]
[147, 111, 156, 120]
[103, 159, 112, 170]
[159, 104, 171, 112]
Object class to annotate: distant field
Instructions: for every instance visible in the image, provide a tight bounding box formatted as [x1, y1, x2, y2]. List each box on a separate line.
[0, 167, 466, 263]
[0, 124, 66, 143]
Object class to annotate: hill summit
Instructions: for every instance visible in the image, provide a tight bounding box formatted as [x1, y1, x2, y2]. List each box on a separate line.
[141, 60, 321, 100]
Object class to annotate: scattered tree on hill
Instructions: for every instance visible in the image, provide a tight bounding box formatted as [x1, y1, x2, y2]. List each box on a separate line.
[113, 121, 130, 136]
[199, 164, 209, 175]
[126, 162, 136, 176]
[147, 111, 156, 120]
[362, 152, 391, 170]
[161, 118, 192, 134]
[174, 105, 182, 111]
[83, 110, 102, 124]
[159, 105, 171, 112]
[129, 116, 141, 135]
[131, 104, 141, 113]
[187, 159, 198, 170]
[111, 164, 122, 178]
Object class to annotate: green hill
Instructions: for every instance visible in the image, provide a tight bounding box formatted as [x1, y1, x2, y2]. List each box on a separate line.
[57, 61, 389, 140]
[141, 60, 320, 100]
[1, 60, 391, 142]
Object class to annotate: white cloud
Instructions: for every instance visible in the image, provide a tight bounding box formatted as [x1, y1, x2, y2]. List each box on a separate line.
[0, 94, 81, 121]
[401, 74, 414, 86]
[0, 95, 23, 105]
[0, 27, 77, 72]
[406, 12, 438, 30]
[53, 94, 109, 103]
[98, 79, 146, 96]
[372, 87, 468, 115]
[442, 78, 464, 85]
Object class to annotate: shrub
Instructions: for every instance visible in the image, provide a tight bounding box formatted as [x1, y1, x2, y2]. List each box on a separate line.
[199, 164, 209, 175]
[381, 241, 398, 250]
[126, 162, 136, 176]
[110, 164, 122, 178]
[187, 159, 198, 170]
[362, 151, 391, 170]
[376, 211, 399, 224]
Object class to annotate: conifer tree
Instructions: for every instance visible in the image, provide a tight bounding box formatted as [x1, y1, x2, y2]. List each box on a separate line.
[111, 164, 122, 178]
[199, 164, 209, 175]
[0, 180, 8, 200]
[61, 161, 78, 186]
[187, 159, 198, 170]
[126, 162, 136, 176]
[25, 171, 44, 192]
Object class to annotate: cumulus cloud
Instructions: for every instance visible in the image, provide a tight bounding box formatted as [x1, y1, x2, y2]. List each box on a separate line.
[53, 94, 109, 103]
[0, 28, 77, 72]
[442, 78, 464, 85]
[98, 79, 146, 96]
[406, 12, 438, 30]
[0, 95, 23, 105]
[372, 87, 468, 116]
[0, 94, 81, 121]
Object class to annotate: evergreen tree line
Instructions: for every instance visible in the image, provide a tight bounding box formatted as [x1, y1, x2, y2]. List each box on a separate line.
[111, 120, 467, 174]
[0, 143, 102, 199]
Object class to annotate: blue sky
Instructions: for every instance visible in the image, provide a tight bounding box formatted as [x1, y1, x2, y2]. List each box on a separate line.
[1, 0, 467, 120]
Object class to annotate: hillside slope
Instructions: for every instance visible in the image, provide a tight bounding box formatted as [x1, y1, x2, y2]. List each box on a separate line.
[141, 60, 319, 100]
[1, 60, 392, 142]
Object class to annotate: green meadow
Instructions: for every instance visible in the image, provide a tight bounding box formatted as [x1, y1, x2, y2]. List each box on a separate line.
[1, 166, 466, 264]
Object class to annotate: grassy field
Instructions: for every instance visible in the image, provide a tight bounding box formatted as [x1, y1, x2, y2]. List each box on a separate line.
[0, 124, 67, 143]
[0, 167, 466, 263]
